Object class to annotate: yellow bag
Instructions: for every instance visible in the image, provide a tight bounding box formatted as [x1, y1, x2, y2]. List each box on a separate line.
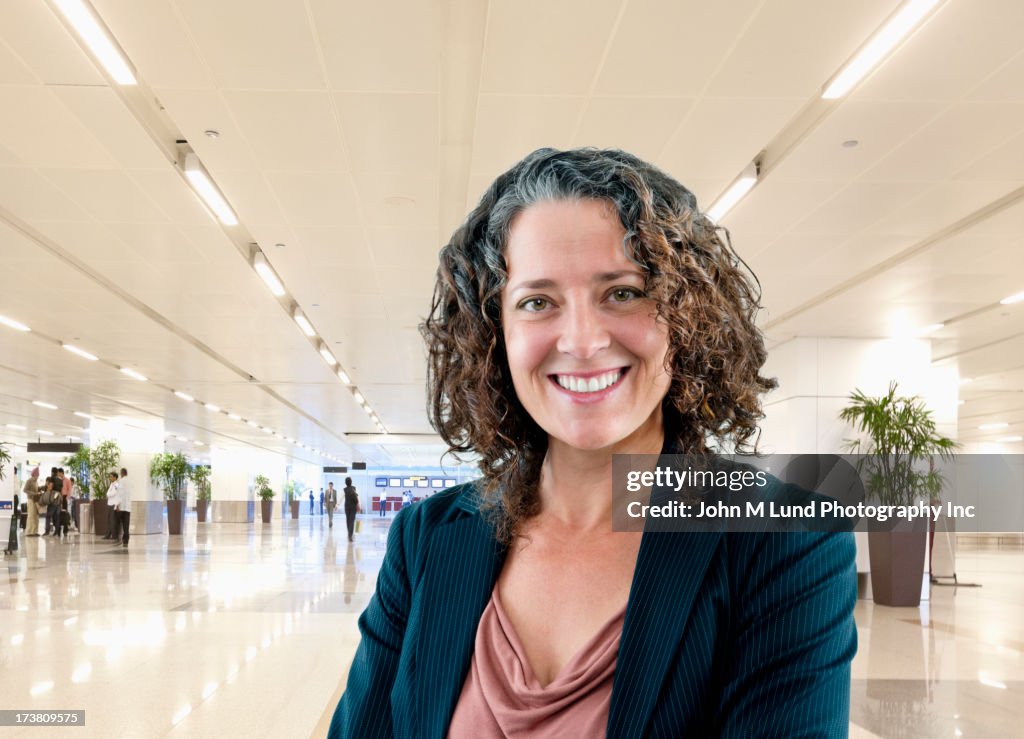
[354, 519, 362, 534]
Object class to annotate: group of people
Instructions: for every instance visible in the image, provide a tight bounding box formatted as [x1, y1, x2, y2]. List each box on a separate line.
[20, 466, 79, 538]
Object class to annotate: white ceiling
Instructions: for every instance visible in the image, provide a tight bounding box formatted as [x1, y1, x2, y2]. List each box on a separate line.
[1, 0, 1022, 466]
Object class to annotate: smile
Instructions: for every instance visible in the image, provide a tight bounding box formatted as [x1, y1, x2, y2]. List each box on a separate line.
[552, 368, 626, 394]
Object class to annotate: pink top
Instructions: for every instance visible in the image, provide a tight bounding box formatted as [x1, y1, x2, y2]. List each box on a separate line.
[448, 588, 626, 739]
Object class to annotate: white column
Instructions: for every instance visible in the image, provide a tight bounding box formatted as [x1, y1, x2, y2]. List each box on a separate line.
[210, 447, 256, 523]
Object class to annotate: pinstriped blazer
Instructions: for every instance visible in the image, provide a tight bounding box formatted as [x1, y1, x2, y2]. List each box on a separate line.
[329, 483, 857, 738]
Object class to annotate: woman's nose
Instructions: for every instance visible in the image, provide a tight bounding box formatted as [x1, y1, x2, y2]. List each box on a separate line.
[556, 302, 610, 359]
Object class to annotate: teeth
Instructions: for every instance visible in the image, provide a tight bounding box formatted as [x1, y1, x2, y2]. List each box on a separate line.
[556, 370, 622, 394]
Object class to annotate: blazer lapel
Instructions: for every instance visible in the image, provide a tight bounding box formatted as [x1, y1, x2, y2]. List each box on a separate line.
[415, 512, 506, 739]
[607, 529, 722, 738]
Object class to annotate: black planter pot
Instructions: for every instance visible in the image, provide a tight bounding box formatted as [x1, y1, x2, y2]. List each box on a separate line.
[868, 516, 928, 606]
[92, 499, 109, 536]
[166, 499, 185, 535]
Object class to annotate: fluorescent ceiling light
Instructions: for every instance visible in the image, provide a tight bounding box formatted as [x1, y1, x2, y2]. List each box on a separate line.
[997, 436, 1023, 443]
[978, 422, 1009, 430]
[337, 368, 351, 385]
[247, 420, 259, 428]
[62, 343, 99, 361]
[1000, 290, 1024, 305]
[204, 403, 220, 412]
[318, 342, 337, 366]
[228, 413, 242, 421]
[36, 429, 54, 437]
[252, 251, 285, 296]
[52, 0, 137, 85]
[73, 411, 92, 419]
[261, 427, 273, 434]
[352, 391, 365, 405]
[183, 153, 237, 226]
[174, 391, 194, 402]
[6, 423, 26, 430]
[706, 162, 758, 222]
[33, 401, 58, 410]
[0, 314, 30, 332]
[363, 405, 373, 416]
[194, 440, 205, 447]
[293, 308, 316, 337]
[822, 0, 942, 99]
[176, 435, 188, 442]
[120, 367, 148, 382]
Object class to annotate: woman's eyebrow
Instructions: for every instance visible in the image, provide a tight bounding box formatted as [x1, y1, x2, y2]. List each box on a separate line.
[509, 271, 645, 292]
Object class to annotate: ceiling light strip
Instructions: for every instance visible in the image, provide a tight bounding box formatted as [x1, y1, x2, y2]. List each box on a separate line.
[822, 0, 944, 99]
[50, 0, 138, 85]
[0, 314, 31, 332]
[183, 153, 238, 226]
[706, 161, 759, 223]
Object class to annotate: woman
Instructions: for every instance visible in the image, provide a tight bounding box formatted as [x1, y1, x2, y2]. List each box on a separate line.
[330, 148, 856, 738]
[343, 477, 361, 542]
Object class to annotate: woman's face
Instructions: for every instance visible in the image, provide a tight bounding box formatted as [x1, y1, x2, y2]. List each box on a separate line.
[501, 198, 672, 452]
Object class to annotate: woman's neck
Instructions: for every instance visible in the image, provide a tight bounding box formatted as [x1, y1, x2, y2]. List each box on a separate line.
[536, 414, 666, 532]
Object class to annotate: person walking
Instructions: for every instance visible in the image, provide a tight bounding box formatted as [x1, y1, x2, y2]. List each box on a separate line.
[70, 477, 81, 531]
[309, 489, 314, 516]
[343, 477, 361, 543]
[23, 467, 40, 537]
[107, 469, 131, 547]
[319, 489, 325, 516]
[325, 482, 338, 529]
[45, 468, 60, 535]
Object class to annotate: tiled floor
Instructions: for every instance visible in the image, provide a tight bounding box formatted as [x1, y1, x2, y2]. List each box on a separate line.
[1, 515, 1021, 737]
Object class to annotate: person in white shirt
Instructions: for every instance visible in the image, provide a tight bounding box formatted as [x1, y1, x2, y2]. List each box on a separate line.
[110, 468, 131, 548]
[103, 472, 120, 542]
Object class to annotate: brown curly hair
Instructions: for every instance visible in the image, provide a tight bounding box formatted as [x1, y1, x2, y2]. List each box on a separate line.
[421, 147, 776, 543]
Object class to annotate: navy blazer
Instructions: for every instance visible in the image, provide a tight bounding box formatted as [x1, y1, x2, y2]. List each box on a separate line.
[329, 483, 857, 738]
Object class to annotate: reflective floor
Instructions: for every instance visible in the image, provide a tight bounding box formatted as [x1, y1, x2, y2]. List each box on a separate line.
[1, 515, 1021, 738]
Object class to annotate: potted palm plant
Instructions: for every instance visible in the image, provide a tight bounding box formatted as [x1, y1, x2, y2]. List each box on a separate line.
[87, 441, 121, 536]
[255, 474, 274, 523]
[840, 381, 957, 606]
[191, 464, 211, 523]
[0, 441, 11, 480]
[151, 451, 189, 535]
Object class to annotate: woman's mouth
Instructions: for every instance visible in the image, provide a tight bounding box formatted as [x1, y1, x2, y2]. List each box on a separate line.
[550, 368, 628, 395]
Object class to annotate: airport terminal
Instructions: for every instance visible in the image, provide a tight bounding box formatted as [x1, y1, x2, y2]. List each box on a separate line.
[1, 0, 1023, 736]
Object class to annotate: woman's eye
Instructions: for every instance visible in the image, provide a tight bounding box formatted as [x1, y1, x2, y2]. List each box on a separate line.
[519, 297, 549, 312]
[609, 287, 643, 303]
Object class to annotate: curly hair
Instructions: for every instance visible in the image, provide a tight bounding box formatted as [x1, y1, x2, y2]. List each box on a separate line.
[421, 147, 776, 543]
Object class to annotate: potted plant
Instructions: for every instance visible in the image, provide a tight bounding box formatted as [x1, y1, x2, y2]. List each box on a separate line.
[255, 474, 274, 523]
[0, 441, 11, 481]
[62, 445, 91, 499]
[191, 464, 212, 523]
[840, 381, 957, 606]
[151, 451, 190, 535]
[283, 480, 301, 519]
[87, 441, 121, 536]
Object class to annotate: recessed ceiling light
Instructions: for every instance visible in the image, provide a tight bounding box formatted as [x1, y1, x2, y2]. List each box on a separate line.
[706, 161, 758, 222]
[337, 369, 351, 384]
[997, 436, 1023, 443]
[228, 413, 242, 421]
[247, 420, 259, 428]
[252, 251, 285, 296]
[174, 391, 194, 402]
[204, 129, 220, 138]
[293, 308, 316, 338]
[73, 411, 92, 419]
[5, 423, 26, 430]
[62, 343, 99, 361]
[822, 0, 944, 99]
[120, 367, 148, 382]
[318, 342, 337, 366]
[0, 314, 30, 332]
[261, 427, 273, 434]
[52, 0, 137, 85]
[979, 422, 1009, 430]
[36, 429, 54, 437]
[194, 440, 205, 447]
[1000, 290, 1024, 305]
[184, 152, 237, 226]
[33, 401, 58, 410]
[204, 403, 221, 412]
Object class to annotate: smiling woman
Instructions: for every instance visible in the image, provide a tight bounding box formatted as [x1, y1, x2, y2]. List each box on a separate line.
[329, 148, 857, 738]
